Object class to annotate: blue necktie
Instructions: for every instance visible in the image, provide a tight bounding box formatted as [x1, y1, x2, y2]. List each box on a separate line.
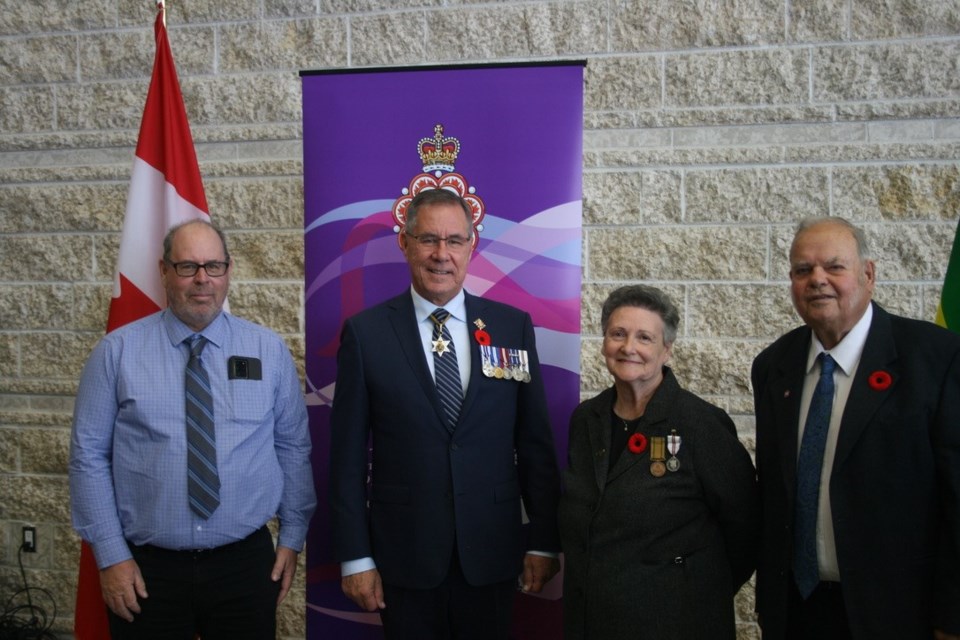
[793, 352, 837, 598]
[429, 309, 463, 430]
[185, 335, 220, 518]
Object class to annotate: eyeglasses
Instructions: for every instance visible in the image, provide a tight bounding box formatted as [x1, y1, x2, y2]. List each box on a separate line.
[166, 260, 230, 277]
[406, 233, 472, 251]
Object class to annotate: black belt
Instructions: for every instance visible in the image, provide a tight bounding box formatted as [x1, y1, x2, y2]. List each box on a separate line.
[132, 524, 269, 559]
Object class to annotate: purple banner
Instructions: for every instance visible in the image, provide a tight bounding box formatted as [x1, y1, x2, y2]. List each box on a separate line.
[301, 63, 583, 639]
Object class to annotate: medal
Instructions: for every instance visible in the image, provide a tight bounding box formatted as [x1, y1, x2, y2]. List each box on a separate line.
[480, 345, 495, 377]
[666, 429, 681, 472]
[432, 336, 451, 356]
[500, 348, 513, 380]
[650, 436, 667, 477]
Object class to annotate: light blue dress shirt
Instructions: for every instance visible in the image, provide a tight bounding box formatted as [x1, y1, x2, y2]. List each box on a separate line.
[70, 309, 316, 570]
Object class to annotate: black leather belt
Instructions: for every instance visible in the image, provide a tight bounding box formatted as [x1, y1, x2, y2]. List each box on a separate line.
[132, 524, 269, 558]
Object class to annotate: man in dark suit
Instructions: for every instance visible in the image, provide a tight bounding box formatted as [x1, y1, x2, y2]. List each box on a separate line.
[752, 216, 960, 640]
[328, 188, 561, 639]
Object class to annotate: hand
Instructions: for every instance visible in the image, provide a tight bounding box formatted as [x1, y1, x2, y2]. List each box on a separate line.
[341, 568, 385, 611]
[520, 553, 560, 593]
[271, 546, 299, 605]
[934, 630, 960, 640]
[100, 559, 147, 622]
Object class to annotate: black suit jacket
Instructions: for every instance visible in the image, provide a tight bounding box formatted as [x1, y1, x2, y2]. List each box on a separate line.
[328, 290, 561, 589]
[752, 302, 960, 638]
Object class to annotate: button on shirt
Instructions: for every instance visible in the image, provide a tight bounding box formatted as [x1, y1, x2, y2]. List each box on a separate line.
[70, 309, 316, 569]
[796, 303, 872, 582]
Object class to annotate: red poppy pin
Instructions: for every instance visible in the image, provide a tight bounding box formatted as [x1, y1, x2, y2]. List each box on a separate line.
[867, 370, 892, 391]
[628, 432, 648, 455]
[473, 318, 491, 345]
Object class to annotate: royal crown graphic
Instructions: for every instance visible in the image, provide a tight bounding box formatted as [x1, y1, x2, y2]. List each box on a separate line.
[392, 123, 485, 249]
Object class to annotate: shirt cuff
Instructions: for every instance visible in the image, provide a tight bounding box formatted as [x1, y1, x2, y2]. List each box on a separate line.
[526, 550, 559, 558]
[341, 557, 377, 576]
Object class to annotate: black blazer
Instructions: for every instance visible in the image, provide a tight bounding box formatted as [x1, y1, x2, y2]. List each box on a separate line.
[558, 368, 760, 640]
[752, 302, 960, 638]
[328, 290, 561, 589]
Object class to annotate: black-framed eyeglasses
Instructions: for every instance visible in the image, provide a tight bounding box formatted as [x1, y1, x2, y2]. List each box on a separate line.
[405, 233, 472, 251]
[166, 260, 230, 277]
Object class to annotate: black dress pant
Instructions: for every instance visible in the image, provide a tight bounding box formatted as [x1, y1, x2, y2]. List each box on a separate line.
[786, 578, 852, 640]
[380, 551, 516, 640]
[108, 526, 280, 640]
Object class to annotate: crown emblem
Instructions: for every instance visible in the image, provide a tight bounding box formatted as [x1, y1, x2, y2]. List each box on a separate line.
[392, 123, 485, 249]
[418, 124, 460, 172]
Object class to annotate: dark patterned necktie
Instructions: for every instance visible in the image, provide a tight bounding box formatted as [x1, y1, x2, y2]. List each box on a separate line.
[185, 335, 220, 518]
[793, 352, 837, 598]
[429, 308, 463, 430]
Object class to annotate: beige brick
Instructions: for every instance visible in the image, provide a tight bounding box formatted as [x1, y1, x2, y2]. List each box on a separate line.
[588, 226, 768, 281]
[20, 428, 70, 475]
[0, 35, 77, 84]
[0, 87, 55, 134]
[0, 183, 127, 233]
[79, 27, 215, 82]
[219, 18, 347, 74]
[814, 41, 960, 102]
[230, 282, 302, 335]
[0, 475, 71, 522]
[611, 0, 783, 50]
[788, 0, 847, 43]
[583, 170, 682, 225]
[686, 167, 830, 223]
[180, 73, 303, 126]
[427, 3, 607, 60]
[0, 0, 115, 36]
[686, 284, 798, 340]
[832, 165, 960, 222]
[0, 285, 75, 331]
[0, 430, 17, 473]
[206, 178, 304, 230]
[667, 49, 809, 107]
[266, 0, 320, 18]
[231, 231, 304, 281]
[20, 332, 100, 380]
[0, 235, 94, 282]
[671, 339, 754, 397]
[851, 0, 960, 39]
[119, 0, 252, 26]
[585, 57, 661, 111]
[57, 80, 152, 131]
[351, 12, 426, 67]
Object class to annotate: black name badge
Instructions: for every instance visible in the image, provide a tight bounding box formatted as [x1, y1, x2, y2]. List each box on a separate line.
[228, 356, 262, 380]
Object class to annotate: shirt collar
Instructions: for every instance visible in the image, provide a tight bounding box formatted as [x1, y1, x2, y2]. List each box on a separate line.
[162, 308, 228, 349]
[410, 287, 466, 325]
[805, 302, 873, 376]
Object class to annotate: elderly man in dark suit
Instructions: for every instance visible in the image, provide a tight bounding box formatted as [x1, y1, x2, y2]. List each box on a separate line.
[752, 216, 960, 640]
[328, 188, 561, 640]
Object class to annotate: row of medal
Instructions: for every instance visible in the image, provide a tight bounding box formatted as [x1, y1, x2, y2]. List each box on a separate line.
[479, 345, 532, 383]
[648, 430, 682, 477]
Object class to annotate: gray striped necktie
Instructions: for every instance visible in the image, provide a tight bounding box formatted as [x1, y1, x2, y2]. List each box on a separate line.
[185, 335, 220, 518]
[429, 308, 463, 430]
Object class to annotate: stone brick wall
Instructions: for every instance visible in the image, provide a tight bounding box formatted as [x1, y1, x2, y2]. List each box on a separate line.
[1, 0, 957, 638]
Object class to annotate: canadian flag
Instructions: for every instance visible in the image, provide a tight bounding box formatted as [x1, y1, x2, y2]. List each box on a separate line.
[74, 2, 210, 637]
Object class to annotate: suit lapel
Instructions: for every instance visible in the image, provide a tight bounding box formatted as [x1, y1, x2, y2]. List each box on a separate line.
[387, 293, 450, 432]
[834, 304, 898, 469]
[585, 388, 615, 490]
[459, 293, 485, 422]
[770, 330, 811, 494]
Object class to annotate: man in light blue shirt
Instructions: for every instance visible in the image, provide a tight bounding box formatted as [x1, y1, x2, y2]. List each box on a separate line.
[70, 220, 315, 639]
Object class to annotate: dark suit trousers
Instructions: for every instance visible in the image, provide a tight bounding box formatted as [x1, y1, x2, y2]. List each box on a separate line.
[107, 526, 279, 640]
[380, 551, 515, 640]
[786, 578, 851, 640]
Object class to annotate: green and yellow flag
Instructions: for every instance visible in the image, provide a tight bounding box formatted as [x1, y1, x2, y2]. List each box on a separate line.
[936, 218, 960, 332]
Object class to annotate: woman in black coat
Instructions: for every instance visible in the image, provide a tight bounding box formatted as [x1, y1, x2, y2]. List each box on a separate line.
[558, 285, 760, 639]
